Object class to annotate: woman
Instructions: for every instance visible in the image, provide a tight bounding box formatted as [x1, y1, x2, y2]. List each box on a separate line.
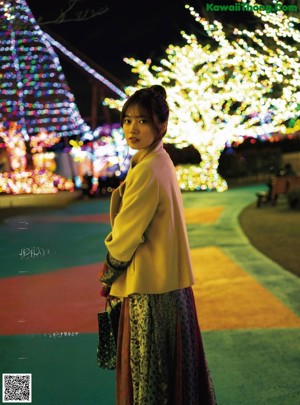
[99, 85, 217, 405]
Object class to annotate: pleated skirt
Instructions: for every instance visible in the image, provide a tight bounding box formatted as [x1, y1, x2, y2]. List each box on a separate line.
[116, 287, 217, 405]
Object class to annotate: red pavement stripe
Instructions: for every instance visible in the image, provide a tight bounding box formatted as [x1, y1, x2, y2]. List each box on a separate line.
[0, 263, 106, 335]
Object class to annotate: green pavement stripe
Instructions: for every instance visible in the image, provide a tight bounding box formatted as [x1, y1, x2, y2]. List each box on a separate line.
[1, 328, 299, 405]
[1, 222, 110, 278]
[0, 333, 116, 405]
[203, 328, 300, 405]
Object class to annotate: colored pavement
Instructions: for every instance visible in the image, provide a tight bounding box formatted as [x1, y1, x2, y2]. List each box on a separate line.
[0, 185, 299, 404]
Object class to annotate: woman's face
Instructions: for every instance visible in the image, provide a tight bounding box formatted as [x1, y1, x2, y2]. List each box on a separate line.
[122, 106, 156, 150]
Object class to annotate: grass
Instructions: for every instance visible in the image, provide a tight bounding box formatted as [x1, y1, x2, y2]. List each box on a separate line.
[239, 196, 300, 278]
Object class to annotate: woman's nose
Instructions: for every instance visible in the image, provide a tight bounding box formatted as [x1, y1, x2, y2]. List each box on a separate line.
[129, 121, 138, 132]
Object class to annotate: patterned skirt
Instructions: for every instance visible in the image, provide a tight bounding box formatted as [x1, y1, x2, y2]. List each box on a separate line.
[116, 287, 217, 405]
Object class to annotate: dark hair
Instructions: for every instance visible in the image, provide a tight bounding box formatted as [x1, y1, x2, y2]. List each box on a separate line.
[120, 85, 169, 139]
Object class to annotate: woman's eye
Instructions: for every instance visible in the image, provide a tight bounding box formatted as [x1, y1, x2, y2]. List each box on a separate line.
[123, 118, 147, 125]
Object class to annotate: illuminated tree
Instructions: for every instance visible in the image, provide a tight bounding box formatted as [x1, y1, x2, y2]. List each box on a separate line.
[0, 0, 90, 193]
[105, 1, 300, 191]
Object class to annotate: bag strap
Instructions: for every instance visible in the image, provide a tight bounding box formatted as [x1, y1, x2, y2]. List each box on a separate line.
[105, 298, 121, 313]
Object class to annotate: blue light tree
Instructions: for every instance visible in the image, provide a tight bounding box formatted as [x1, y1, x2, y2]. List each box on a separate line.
[0, 0, 90, 138]
[0, 0, 90, 193]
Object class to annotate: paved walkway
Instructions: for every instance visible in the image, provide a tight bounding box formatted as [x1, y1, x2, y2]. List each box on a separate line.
[0, 185, 299, 404]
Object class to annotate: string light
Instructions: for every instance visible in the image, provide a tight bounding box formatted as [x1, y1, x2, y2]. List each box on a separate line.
[44, 33, 126, 99]
[69, 125, 135, 188]
[0, 122, 74, 194]
[0, 169, 74, 194]
[29, 131, 60, 153]
[105, 2, 300, 191]
[0, 122, 27, 171]
[0, 0, 90, 138]
[0, 0, 99, 194]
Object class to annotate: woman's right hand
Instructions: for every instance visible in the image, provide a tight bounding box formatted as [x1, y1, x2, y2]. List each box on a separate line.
[99, 262, 109, 280]
[100, 282, 111, 298]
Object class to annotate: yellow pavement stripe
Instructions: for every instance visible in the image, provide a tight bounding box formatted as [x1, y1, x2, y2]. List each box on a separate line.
[191, 246, 300, 331]
[184, 207, 223, 224]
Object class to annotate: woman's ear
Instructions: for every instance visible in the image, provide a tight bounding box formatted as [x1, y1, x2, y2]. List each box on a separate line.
[159, 122, 168, 136]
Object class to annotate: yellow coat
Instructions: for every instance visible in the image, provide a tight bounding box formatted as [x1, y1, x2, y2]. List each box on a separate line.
[105, 141, 194, 297]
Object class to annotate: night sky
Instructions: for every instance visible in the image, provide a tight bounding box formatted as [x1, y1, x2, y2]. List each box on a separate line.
[26, 1, 203, 79]
[24, 0, 252, 117]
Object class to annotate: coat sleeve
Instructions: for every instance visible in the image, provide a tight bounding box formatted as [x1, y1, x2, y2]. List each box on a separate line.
[99, 252, 131, 286]
[105, 163, 159, 262]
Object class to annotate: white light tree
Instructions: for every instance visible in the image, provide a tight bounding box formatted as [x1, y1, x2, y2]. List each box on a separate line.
[105, 1, 300, 191]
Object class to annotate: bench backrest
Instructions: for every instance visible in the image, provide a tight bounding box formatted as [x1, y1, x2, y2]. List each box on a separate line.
[271, 176, 300, 198]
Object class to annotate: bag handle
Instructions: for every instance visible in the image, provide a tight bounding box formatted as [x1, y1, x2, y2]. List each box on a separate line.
[105, 297, 121, 313]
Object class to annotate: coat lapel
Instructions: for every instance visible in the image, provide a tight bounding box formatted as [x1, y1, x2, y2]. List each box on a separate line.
[109, 141, 164, 226]
[110, 181, 126, 226]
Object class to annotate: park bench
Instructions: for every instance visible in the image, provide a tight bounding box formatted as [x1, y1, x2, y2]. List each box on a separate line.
[256, 175, 300, 207]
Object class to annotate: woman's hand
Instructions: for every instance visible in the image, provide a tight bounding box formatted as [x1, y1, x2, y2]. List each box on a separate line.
[100, 282, 111, 298]
[99, 262, 109, 280]
[99, 262, 111, 298]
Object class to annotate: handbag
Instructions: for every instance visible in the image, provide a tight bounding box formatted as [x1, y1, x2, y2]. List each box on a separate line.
[97, 298, 121, 370]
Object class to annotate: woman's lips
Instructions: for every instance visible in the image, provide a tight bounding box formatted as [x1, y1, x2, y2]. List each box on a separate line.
[129, 137, 139, 143]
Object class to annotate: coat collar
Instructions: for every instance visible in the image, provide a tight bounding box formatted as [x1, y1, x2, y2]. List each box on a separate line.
[130, 140, 164, 169]
[117, 141, 164, 197]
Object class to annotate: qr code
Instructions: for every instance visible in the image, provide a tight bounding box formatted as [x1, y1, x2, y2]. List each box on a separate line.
[2, 374, 32, 403]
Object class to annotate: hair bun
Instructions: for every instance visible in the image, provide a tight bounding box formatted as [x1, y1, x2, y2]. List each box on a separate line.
[150, 85, 167, 100]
